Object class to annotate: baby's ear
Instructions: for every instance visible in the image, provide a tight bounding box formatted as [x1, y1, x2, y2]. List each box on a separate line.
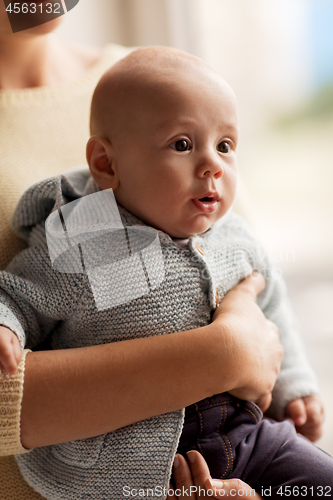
[86, 136, 119, 190]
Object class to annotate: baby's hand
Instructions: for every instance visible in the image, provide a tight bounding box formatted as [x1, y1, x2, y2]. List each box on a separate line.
[285, 395, 324, 442]
[0, 326, 22, 375]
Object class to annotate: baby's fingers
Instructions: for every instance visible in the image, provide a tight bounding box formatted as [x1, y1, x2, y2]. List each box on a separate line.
[301, 395, 324, 442]
[286, 396, 324, 442]
[286, 398, 307, 427]
[13, 334, 22, 366]
[0, 348, 19, 375]
[0, 329, 21, 375]
[303, 395, 324, 423]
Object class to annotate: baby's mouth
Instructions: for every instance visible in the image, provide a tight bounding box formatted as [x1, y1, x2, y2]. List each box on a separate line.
[192, 193, 220, 213]
[199, 196, 214, 202]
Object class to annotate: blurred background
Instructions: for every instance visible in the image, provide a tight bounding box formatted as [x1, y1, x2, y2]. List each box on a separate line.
[56, 0, 333, 454]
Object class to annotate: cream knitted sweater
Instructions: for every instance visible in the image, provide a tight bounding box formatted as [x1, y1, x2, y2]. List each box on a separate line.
[0, 43, 131, 271]
[0, 43, 132, 459]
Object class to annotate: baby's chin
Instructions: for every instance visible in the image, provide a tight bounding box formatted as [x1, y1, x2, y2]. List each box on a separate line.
[122, 206, 216, 239]
[164, 222, 215, 239]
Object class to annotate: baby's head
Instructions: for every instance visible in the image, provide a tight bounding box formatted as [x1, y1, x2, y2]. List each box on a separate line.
[87, 46, 239, 238]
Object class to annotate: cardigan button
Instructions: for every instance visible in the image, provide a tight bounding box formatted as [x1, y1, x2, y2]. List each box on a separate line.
[194, 243, 204, 255]
[215, 289, 220, 307]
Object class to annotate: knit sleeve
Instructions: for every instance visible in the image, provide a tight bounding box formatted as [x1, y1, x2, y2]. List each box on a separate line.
[0, 349, 31, 456]
[255, 253, 319, 420]
[0, 216, 86, 350]
[0, 263, 71, 351]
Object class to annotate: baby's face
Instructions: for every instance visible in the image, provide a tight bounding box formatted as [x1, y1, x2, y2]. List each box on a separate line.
[92, 56, 239, 239]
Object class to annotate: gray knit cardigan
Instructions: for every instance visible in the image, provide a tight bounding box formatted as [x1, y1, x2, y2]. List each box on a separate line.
[0, 169, 318, 500]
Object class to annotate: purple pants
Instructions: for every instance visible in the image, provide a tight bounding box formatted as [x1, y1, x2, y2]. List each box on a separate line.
[176, 393, 333, 499]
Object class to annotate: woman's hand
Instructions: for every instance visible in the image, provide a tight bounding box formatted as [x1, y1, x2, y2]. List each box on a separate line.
[20, 272, 282, 450]
[211, 272, 283, 403]
[167, 450, 262, 499]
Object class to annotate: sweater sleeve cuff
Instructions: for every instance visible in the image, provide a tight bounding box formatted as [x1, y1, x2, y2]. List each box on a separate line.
[0, 349, 31, 456]
[268, 367, 319, 421]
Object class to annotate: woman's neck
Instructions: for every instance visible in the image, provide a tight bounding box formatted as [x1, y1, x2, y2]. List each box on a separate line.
[0, 33, 102, 90]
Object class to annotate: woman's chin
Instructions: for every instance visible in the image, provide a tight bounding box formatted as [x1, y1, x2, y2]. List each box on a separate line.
[24, 17, 64, 35]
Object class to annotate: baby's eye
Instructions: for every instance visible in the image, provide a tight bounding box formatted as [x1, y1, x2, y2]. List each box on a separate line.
[170, 139, 191, 152]
[217, 141, 232, 154]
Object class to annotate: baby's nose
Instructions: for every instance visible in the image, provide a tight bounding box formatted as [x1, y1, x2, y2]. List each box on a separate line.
[197, 152, 223, 178]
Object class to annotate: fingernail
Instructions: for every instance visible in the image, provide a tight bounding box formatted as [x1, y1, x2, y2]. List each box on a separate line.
[173, 455, 180, 468]
[252, 271, 262, 280]
[209, 479, 224, 489]
[186, 451, 196, 463]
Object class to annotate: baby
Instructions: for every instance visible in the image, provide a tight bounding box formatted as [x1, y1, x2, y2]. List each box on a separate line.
[0, 47, 332, 499]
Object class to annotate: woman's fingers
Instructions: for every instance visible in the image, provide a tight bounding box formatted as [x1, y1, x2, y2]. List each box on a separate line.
[166, 483, 177, 499]
[233, 271, 266, 298]
[168, 451, 211, 499]
[254, 393, 272, 413]
[212, 273, 266, 321]
[168, 451, 262, 499]
[166, 453, 197, 499]
[212, 272, 283, 403]
[186, 450, 212, 487]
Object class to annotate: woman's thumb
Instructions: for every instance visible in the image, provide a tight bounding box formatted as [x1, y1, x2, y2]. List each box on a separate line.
[236, 272, 266, 298]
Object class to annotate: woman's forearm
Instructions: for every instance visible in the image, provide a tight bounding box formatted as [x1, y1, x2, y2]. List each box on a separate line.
[20, 273, 283, 450]
[21, 324, 228, 449]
